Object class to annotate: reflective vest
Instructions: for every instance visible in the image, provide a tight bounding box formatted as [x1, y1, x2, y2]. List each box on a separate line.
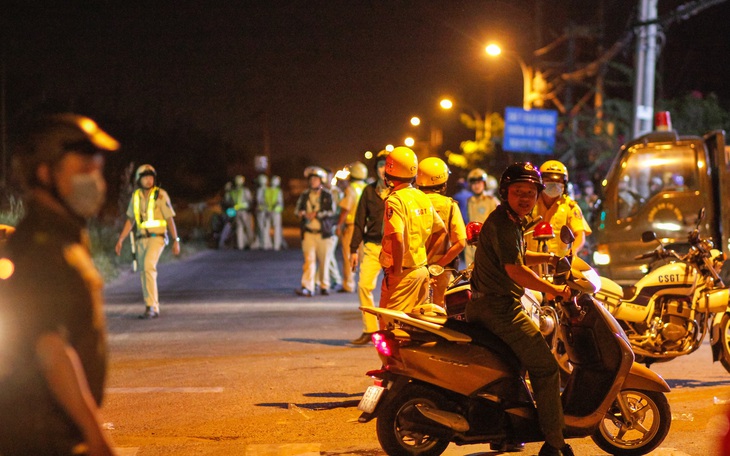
[133, 187, 167, 230]
[345, 181, 367, 224]
[264, 187, 283, 212]
[231, 188, 250, 211]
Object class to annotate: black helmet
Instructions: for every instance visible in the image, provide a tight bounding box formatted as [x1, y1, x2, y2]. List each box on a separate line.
[499, 162, 544, 200]
[12, 113, 119, 188]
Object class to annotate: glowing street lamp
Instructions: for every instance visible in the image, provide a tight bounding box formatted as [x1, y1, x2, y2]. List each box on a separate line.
[485, 43, 535, 110]
[404, 137, 415, 147]
[410, 116, 421, 127]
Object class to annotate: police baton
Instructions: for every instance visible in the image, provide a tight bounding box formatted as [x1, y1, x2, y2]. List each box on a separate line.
[129, 231, 138, 272]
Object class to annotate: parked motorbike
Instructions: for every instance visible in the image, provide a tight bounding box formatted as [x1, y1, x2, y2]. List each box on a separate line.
[595, 208, 730, 372]
[358, 227, 672, 456]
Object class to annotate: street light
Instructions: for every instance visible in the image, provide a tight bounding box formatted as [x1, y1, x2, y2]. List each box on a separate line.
[485, 43, 535, 110]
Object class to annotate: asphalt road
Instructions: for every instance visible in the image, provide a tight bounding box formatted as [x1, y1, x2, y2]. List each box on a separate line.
[101, 237, 730, 456]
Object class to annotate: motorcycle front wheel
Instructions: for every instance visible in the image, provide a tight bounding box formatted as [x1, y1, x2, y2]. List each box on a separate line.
[592, 389, 671, 456]
[376, 384, 452, 456]
[719, 313, 730, 373]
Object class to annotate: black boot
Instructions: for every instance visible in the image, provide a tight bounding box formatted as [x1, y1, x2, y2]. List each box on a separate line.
[538, 442, 574, 456]
[349, 333, 373, 345]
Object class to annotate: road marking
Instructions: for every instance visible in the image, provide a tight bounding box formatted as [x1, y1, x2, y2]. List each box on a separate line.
[107, 387, 224, 393]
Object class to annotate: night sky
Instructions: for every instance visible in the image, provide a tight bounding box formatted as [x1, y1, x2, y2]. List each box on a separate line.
[4, 1, 730, 179]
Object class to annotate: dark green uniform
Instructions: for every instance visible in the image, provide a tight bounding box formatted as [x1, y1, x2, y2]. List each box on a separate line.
[0, 200, 108, 455]
[466, 203, 565, 448]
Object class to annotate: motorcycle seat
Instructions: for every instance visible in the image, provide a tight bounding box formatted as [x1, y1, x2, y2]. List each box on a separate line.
[444, 319, 522, 372]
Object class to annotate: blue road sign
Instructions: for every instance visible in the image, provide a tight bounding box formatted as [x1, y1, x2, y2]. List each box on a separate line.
[503, 107, 558, 154]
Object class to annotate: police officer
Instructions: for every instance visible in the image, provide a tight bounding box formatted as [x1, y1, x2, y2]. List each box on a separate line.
[265, 175, 285, 251]
[254, 174, 272, 250]
[336, 161, 368, 293]
[416, 157, 466, 305]
[295, 166, 336, 296]
[526, 160, 591, 258]
[349, 150, 390, 344]
[379, 147, 446, 313]
[231, 174, 254, 250]
[0, 113, 117, 454]
[464, 167, 499, 266]
[468, 162, 573, 456]
[115, 164, 180, 319]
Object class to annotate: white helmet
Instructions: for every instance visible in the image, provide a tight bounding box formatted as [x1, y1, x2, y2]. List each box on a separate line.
[271, 175, 281, 187]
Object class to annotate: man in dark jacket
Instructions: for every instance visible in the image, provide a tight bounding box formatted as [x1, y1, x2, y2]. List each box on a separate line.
[0, 114, 118, 455]
[348, 150, 390, 344]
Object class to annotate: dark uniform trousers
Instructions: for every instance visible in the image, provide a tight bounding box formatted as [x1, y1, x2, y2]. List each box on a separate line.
[466, 295, 565, 448]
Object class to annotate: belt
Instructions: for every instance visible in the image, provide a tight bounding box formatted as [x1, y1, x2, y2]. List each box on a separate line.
[137, 232, 164, 239]
[304, 228, 321, 234]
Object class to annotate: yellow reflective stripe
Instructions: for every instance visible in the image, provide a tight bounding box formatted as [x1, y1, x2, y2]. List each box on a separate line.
[133, 187, 167, 229]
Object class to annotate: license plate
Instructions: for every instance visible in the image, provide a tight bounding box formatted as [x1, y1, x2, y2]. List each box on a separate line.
[358, 385, 385, 413]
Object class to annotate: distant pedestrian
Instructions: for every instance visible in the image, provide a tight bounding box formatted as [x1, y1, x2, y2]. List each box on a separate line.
[254, 174, 272, 250]
[115, 164, 181, 319]
[0, 113, 118, 455]
[230, 175, 255, 250]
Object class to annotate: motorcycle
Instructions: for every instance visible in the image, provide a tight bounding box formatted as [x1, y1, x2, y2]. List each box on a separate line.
[358, 227, 672, 456]
[594, 208, 730, 372]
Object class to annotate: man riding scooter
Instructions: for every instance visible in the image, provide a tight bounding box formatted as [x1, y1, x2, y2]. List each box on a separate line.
[468, 162, 572, 456]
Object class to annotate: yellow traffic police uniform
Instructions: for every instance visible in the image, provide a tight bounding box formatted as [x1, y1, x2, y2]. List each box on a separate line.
[339, 180, 367, 292]
[126, 186, 176, 314]
[231, 185, 254, 250]
[380, 185, 446, 312]
[425, 193, 466, 305]
[264, 185, 284, 251]
[465, 192, 499, 266]
[526, 194, 592, 257]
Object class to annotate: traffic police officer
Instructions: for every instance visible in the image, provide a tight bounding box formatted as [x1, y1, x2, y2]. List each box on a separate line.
[468, 162, 573, 456]
[379, 147, 446, 313]
[416, 157, 466, 305]
[254, 174, 272, 250]
[231, 174, 254, 250]
[465, 167, 499, 266]
[265, 175, 285, 251]
[336, 161, 368, 293]
[115, 164, 180, 319]
[525, 160, 591, 258]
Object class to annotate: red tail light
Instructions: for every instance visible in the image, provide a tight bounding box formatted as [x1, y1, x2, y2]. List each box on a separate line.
[466, 222, 483, 245]
[655, 111, 672, 131]
[372, 331, 399, 358]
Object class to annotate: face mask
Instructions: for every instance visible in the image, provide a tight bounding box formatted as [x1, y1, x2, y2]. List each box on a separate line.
[64, 170, 107, 218]
[543, 183, 564, 198]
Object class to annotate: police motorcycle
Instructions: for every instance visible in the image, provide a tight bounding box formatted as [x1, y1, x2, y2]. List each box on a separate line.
[357, 226, 672, 456]
[595, 208, 730, 373]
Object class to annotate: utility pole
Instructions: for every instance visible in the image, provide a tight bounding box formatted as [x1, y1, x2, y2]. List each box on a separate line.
[631, 0, 659, 139]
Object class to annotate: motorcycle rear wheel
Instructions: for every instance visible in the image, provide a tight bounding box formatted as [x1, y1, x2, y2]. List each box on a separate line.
[719, 313, 730, 373]
[376, 384, 452, 456]
[592, 389, 671, 456]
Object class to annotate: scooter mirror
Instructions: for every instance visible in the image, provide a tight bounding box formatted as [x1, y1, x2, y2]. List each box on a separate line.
[559, 225, 575, 245]
[428, 264, 445, 277]
[641, 231, 658, 243]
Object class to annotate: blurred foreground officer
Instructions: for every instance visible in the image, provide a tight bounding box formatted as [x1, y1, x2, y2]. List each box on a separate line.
[379, 147, 446, 313]
[295, 166, 336, 296]
[349, 150, 390, 344]
[266, 175, 285, 250]
[0, 113, 118, 455]
[336, 161, 368, 293]
[416, 157, 466, 305]
[465, 168, 499, 266]
[115, 164, 180, 319]
[231, 175, 254, 250]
